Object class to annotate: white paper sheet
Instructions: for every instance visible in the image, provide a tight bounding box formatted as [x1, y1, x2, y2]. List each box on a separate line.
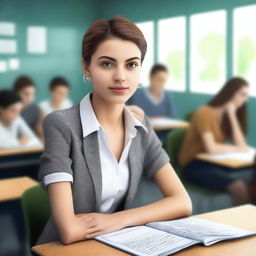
[150, 118, 185, 127]
[147, 217, 256, 246]
[95, 226, 198, 256]
[0, 39, 17, 54]
[0, 60, 7, 72]
[206, 146, 256, 162]
[27, 26, 47, 54]
[0, 22, 15, 36]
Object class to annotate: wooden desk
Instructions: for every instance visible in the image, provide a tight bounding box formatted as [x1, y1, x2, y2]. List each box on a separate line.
[0, 176, 38, 202]
[150, 118, 189, 131]
[197, 153, 255, 168]
[32, 204, 256, 256]
[0, 147, 43, 171]
[0, 146, 43, 157]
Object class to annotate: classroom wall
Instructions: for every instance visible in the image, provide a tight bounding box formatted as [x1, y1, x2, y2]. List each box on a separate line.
[0, 0, 98, 103]
[1, 0, 256, 145]
[98, 0, 256, 146]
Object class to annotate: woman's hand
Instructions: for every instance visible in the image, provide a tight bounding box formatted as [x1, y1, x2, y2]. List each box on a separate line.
[18, 135, 31, 145]
[226, 103, 237, 116]
[74, 212, 127, 239]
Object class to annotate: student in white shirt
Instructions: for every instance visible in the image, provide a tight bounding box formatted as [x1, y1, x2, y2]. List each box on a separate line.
[0, 90, 42, 149]
[13, 75, 44, 141]
[40, 77, 73, 115]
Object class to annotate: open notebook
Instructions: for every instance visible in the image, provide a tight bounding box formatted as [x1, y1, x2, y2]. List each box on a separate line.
[95, 217, 256, 256]
[150, 118, 185, 127]
[205, 146, 256, 162]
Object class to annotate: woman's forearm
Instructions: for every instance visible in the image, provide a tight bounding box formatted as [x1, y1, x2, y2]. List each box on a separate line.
[113, 194, 192, 228]
[207, 142, 247, 154]
[228, 112, 247, 147]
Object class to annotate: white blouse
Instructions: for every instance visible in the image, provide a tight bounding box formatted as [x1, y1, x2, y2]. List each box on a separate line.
[0, 116, 42, 149]
[42, 93, 147, 213]
[39, 98, 73, 116]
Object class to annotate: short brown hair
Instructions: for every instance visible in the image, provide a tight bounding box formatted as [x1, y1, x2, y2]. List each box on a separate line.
[150, 64, 168, 77]
[82, 15, 147, 65]
[49, 77, 70, 91]
[0, 90, 21, 109]
[13, 75, 35, 93]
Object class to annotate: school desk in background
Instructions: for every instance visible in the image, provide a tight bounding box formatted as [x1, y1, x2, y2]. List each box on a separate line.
[0, 146, 43, 177]
[197, 146, 256, 168]
[150, 117, 189, 131]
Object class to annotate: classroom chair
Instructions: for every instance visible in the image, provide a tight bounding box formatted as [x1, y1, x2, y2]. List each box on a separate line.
[166, 128, 232, 214]
[21, 185, 50, 249]
[184, 110, 195, 122]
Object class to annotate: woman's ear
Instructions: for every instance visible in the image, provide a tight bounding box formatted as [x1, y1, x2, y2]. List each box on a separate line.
[81, 59, 90, 78]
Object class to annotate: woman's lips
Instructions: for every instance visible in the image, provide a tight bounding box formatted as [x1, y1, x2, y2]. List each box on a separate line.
[109, 87, 129, 94]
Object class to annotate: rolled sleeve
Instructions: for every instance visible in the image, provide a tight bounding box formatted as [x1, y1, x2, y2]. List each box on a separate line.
[143, 116, 170, 179]
[39, 113, 73, 189]
[42, 172, 73, 189]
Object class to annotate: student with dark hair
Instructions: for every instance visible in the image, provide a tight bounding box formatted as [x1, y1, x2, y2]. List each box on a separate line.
[40, 76, 73, 115]
[179, 77, 253, 206]
[13, 75, 44, 140]
[127, 63, 177, 118]
[0, 89, 42, 148]
[36, 15, 192, 245]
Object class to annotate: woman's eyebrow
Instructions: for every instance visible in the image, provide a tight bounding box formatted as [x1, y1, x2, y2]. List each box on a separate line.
[97, 56, 141, 62]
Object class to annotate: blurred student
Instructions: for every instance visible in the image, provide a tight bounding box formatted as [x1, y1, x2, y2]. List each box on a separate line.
[179, 77, 253, 206]
[127, 63, 177, 119]
[0, 90, 42, 149]
[13, 75, 44, 140]
[40, 77, 73, 115]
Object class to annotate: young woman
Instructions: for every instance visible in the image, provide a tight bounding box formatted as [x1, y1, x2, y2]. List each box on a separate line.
[13, 75, 44, 140]
[37, 15, 192, 245]
[40, 76, 73, 115]
[179, 77, 252, 206]
[0, 90, 42, 149]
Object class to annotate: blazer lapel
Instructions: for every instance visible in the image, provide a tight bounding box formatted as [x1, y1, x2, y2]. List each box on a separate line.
[123, 136, 142, 209]
[83, 132, 102, 212]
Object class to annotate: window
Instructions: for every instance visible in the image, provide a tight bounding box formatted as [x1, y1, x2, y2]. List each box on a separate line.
[190, 10, 226, 94]
[158, 16, 186, 91]
[136, 21, 154, 86]
[233, 5, 256, 96]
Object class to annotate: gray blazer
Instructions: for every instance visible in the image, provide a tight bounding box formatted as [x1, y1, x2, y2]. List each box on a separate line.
[36, 104, 170, 245]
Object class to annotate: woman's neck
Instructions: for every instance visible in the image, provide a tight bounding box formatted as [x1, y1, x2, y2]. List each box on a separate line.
[149, 86, 161, 100]
[91, 93, 124, 131]
[51, 100, 62, 110]
[0, 116, 11, 128]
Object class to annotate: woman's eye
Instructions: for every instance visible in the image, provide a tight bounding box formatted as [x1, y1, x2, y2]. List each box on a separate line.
[127, 62, 138, 68]
[100, 62, 113, 68]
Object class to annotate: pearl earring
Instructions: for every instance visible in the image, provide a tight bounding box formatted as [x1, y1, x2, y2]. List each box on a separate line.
[83, 74, 91, 83]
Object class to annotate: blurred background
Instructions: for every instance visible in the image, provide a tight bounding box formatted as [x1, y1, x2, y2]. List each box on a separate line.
[1, 0, 256, 255]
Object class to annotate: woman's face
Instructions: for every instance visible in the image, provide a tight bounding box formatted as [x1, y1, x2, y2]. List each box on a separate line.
[85, 38, 142, 105]
[19, 86, 35, 106]
[0, 102, 23, 124]
[150, 71, 168, 92]
[231, 85, 249, 108]
[51, 85, 69, 104]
